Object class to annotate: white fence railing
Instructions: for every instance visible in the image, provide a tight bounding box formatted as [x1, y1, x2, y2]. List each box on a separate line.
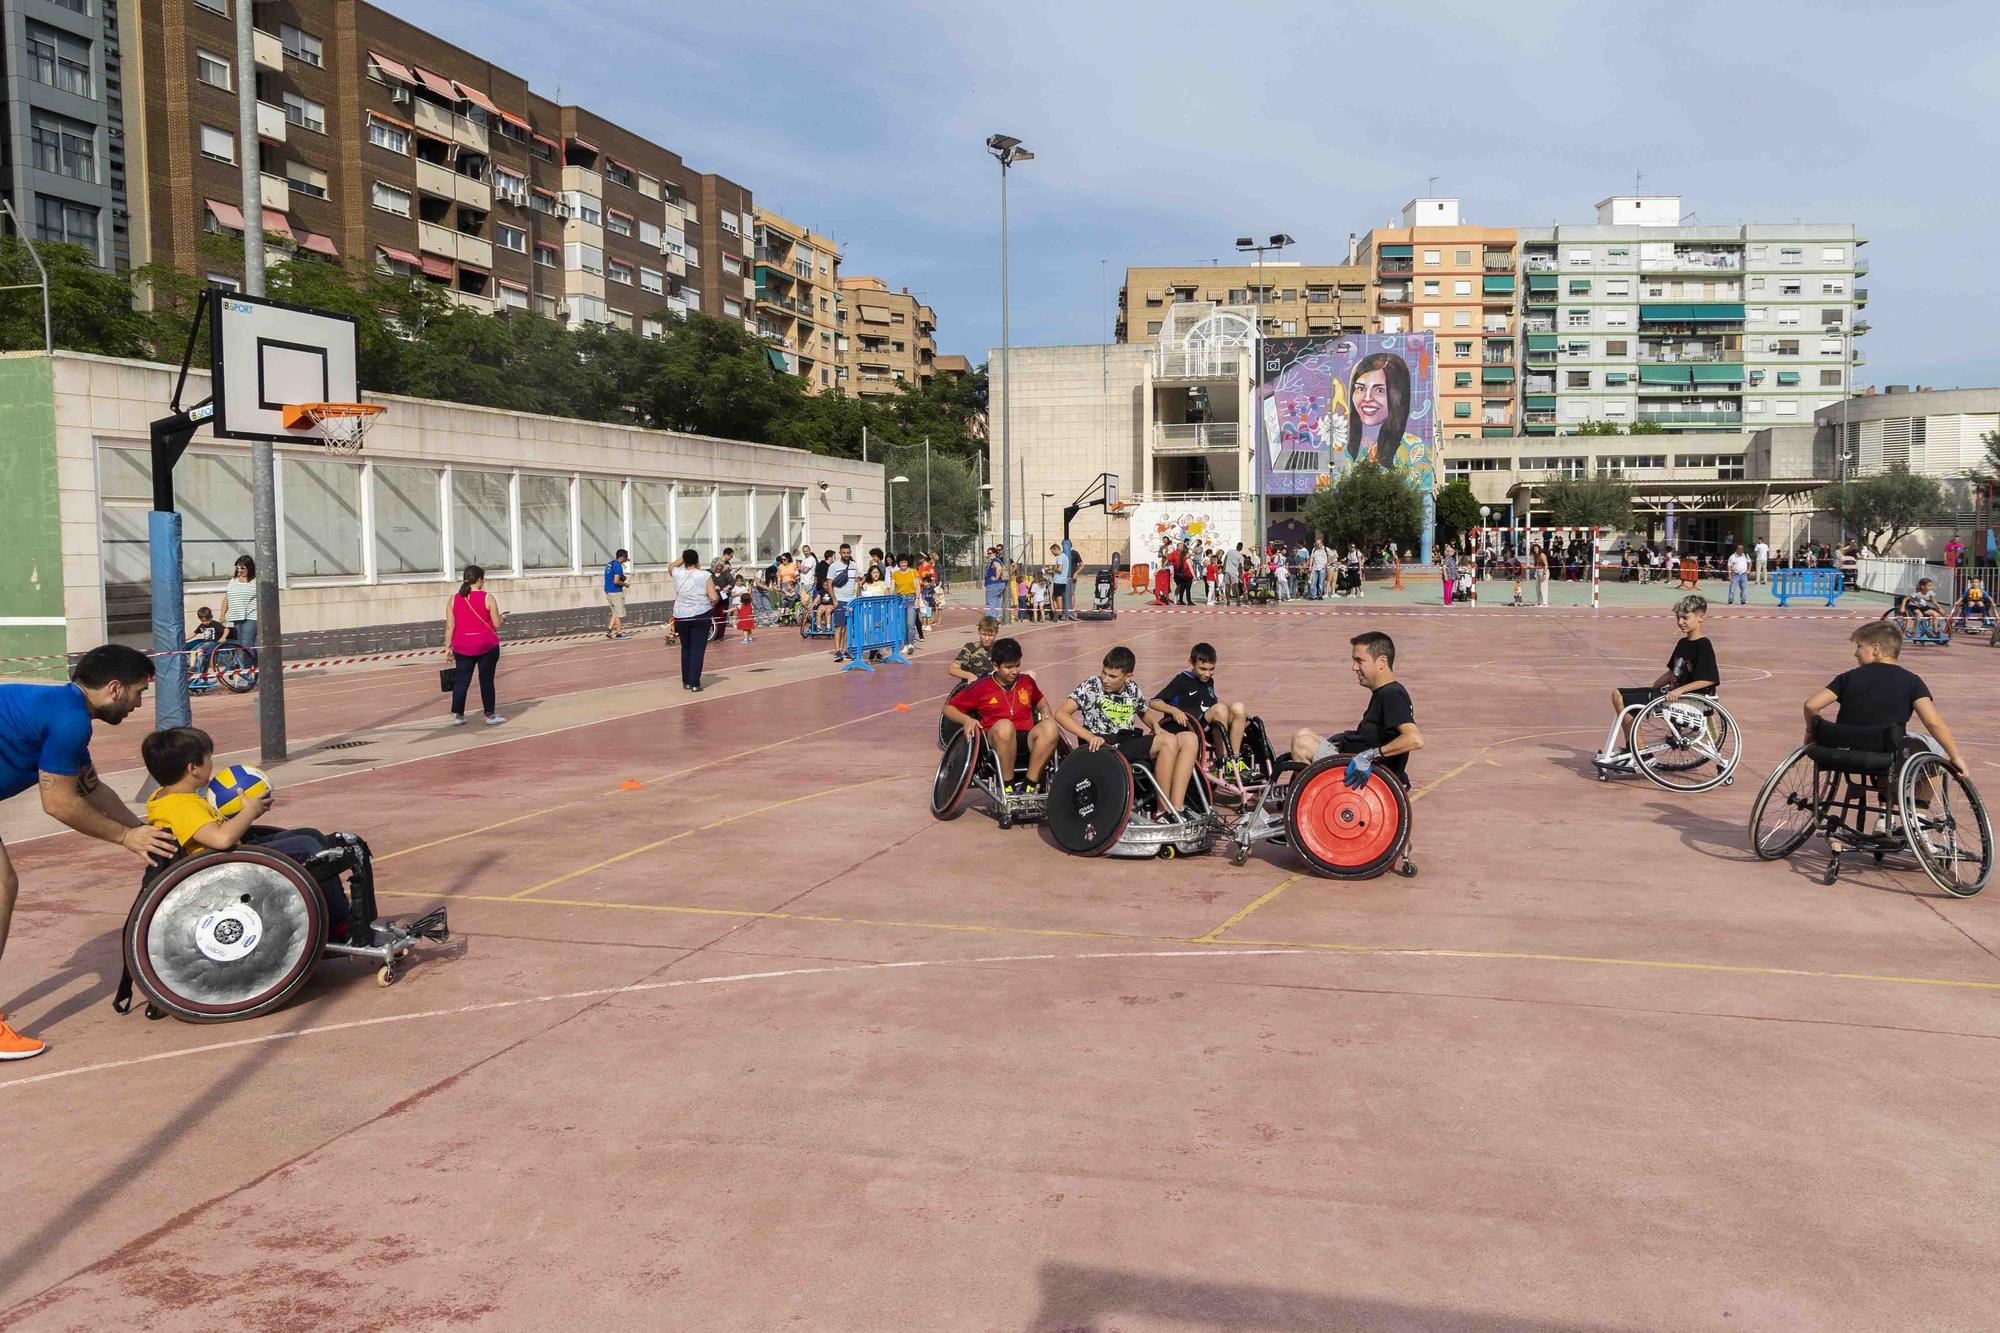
[1854, 556, 2000, 603]
[1155, 349, 1242, 380]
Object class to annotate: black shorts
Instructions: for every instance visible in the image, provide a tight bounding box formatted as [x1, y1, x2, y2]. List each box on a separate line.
[1618, 686, 1662, 709]
[1110, 733, 1157, 765]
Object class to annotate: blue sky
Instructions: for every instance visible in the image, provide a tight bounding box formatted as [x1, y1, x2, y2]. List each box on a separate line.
[412, 0, 2000, 387]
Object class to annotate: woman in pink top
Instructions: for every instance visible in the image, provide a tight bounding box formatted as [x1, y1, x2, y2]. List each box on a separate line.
[445, 565, 506, 726]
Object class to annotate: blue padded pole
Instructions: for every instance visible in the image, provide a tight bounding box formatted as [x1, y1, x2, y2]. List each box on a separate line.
[150, 509, 191, 728]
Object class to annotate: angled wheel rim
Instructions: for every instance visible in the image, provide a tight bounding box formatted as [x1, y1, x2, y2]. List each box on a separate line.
[1749, 747, 1821, 861]
[1901, 755, 1992, 897]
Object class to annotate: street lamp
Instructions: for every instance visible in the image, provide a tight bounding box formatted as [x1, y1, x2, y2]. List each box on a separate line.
[888, 475, 910, 552]
[1479, 504, 1491, 554]
[1235, 232, 1294, 550]
[988, 133, 1034, 574]
[1041, 491, 1055, 558]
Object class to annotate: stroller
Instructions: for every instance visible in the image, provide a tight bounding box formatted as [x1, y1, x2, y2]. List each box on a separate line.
[1334, 563, 1363, 598]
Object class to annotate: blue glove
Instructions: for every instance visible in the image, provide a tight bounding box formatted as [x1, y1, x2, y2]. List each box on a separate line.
[1343, 748, 1380, 789]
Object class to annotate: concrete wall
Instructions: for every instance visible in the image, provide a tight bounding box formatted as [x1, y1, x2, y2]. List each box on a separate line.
[0, 357, 66, 672]
[3, 351, 882, 656]
[988, 343, 1149, 566]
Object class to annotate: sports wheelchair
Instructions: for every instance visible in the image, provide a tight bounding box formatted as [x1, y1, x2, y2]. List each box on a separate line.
[114, 832, 450, 1023]
[1750, 719, 1992, 897]
[1591, 691, 1742, 792]
[1042, 735, 1218, 859]
[1883, 596, 1951, 647]
[1213, 725, 1416, 879]
[931, 724, 1074, 830]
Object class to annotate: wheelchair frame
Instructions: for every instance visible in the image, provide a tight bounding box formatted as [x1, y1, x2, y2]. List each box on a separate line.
[1749, 724, 1993, 897]
[931, 725, 1071, 829]
[1592, 691, 1741, 792]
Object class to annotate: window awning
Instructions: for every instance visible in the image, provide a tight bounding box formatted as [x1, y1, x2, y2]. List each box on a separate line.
[369, 110, 413, 131]
[764, 347, 790, 372]
[377, 244, 420, 266]
[497, 278, 528, 293]
[498, 109, 531, 132]
[453, 82, 500, 115]
[606, 156, 632, 173]
[411, 66, 459, 101]
[1639, 303, 1746, 321]
[205, 198, 246, 231]
[532, 186, 558, 200]
[568, 136, 598, 155]
[858, 304, 892, 323]
[261, 209, 293, 240]
[1639, 364, 1692, 384]
[532, 133, 561, 152]
[1691, 363, 1743, 383]
[419, 254, 454, 280]
[415, 128, 452, 146]
[457, 262, 489, 277]
[296, 229, 338, 257]
[368, 51, 415, 84]
[608, 209, 633, 224]
[1378, 244, 1414, 258]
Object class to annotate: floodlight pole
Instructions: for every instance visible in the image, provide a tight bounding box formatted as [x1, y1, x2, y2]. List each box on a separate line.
[1236, 233, 1293, 553]
[0, 198, 52, 354]
[989, 133, 1033, 615]
[237, 0, 285, 762]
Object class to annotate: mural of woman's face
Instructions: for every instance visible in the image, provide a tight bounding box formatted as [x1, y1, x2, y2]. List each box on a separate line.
[1354, 370, 1390, 428]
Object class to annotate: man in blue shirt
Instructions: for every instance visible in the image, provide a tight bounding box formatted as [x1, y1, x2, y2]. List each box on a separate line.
[603, 548, 630, 639]
[1, 644, 178, 1059]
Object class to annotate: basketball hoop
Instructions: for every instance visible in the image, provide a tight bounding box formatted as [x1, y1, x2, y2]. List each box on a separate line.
[281, 401, 383, 455]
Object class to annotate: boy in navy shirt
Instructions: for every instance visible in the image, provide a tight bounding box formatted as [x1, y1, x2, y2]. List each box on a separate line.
[1151, 642, 1251, 777]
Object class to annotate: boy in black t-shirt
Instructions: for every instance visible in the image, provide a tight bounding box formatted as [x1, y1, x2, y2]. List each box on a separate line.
[1289, 631, 1423, 789]
[1803, 620, 1969, 772]
[1603, 594, 1720, 767]
[1150, 642, 1251, 775]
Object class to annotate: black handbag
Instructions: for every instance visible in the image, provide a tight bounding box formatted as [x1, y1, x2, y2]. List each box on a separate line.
[439, 666, 455, 693]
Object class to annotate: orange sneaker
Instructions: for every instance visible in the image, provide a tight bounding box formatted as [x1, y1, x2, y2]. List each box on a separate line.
[0, 1012, 47, 1061]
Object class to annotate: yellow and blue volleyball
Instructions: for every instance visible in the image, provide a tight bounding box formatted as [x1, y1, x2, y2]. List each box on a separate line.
[205, 763, 272, 818]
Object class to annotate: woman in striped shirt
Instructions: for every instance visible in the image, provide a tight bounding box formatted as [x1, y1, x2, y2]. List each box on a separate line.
[224, 554, 258, 669]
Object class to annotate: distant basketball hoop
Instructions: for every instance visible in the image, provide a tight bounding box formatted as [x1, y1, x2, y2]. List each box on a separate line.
[281, 401, 383, 454]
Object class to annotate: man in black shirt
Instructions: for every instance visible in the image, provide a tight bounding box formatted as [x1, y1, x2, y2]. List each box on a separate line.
[1603, 594, 1720, 769]
[1804, 620, 1969, 771]
[1289, 631, 1423, 788]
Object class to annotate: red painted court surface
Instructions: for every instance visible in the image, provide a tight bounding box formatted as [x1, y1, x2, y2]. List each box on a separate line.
[5, 603, 2000, 1331]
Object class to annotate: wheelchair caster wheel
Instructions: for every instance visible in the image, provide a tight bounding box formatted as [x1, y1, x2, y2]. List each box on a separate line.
[1821, 865, 1840, 886]
[1229, 847, 1249, 867]
[377, 965, 397, 987]
[1723, 775, 1735, 786]
[1872, 850, 1885, 863]
[1158, 845, 1178, 860]
[1394, 859, 1418, 878]
[997, 812, 1014, 830]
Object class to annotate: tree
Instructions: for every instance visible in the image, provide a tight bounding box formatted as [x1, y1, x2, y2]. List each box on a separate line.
[1, 236, 156, 356]
[1433, 478, 1482, 545]
[1541, 474, 1634, 532]
[1574, 419, 1623, 436]
[1301, 461, 1421, 552]
[1815, 468, 1943, 554]
[1628, 418, 1665, 435]
[1972, 427, 2000, 483]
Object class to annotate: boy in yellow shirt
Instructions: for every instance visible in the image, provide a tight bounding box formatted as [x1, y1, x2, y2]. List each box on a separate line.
[142, 726, 354, 938]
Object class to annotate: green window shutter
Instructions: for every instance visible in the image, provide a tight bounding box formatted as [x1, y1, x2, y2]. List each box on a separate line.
[1454, 371, 1472, 388]
[1482, 366, 1515, 383]
[1453, 401, 1472, 418]
[1639, 365, 1693, 384]
[1378, 244, 1413, 258]
[1691, 363, 1743, 383]
[1525, 333, 1559, 351]
[1777, 371, 1802, 385]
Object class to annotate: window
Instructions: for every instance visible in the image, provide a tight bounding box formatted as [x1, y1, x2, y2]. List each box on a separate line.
[530, 138, 554, 163]
[372, 182, 411, 216]
[1748, 245, 1767, 261]
[282, 91, 326, 134]
[30, 111, 96, 182]
[535, 294, 558, 318]
[371, 465, 444, 576]
[1454, 250, 1471, 266]
[606, 211, 632, 237]
[278, 24, 323, 66]
[286, 161, 328, 199]
[1422, 279, 1440, 296]
[495, 223, 526, 253]
[1421, 311, 1440, 328]
[1603, 309, 1631, 329]
[1602, 402, 1632, 420]
[1820, 308, 1844, 327]
[534, 243, 558, 268]
[27, 22, 91, 96]
[494, 167, 526, 201]
[1281, 320, 1297, 334]
[1778, 280, 1802, 296]
[1818, 337, 1844, 356]
[562, 193, 600, 225]
[1820, 247, 1845, 263]
[579, 477, 622, 556]
[1747, 337, 1766, 352]
[1454, 280, 1472, 296]
[1422, 249, 1440, 266]
[195, 0, 226, 8]
[199, 124, 235, 164]
[605, 162, 633, 188]
[1747, 306, 1768, 321]
[1777, 309, 1801, 327]
[644, 318, 665, 339]
[1820, 369, 1843, 387]
[1746, 399, 1765, 415]
[607, 259, 634, 285]
[1604, 340, 1628, 356]
[638, 219, 661, 247]
[1604, 279, 1630, 297]
[1776, 401, 1799, 417]
[636, 173, 661, 200]
[1605, 371, 1630, 386]
[1821, 279, 1846, 295]
[1453, 341, 1473, 357]
[1778, 247, 1803, 265]
[519, 474, 573, 571]
[719, 210, 740, 236]
[1453, 401, 1472, 419]
[1568, 280, 1591, 296]
[1773, 338, 1801, 356]
[1147, 320, 1163, 335]
[282, 457, 364, 578]
[497, 283, 528, 312]
[1454, 371, 1472, 388]
[721, 254, 743, 277]
[722, 297, 741, 318]
[1748, 276, 1765, 293]
[35, 196, 98, 250]
[640, 266, 664, 295]
[1447, 311, 1467, 327]
[1565, 250, 1592, 267]
[450, 470, 511, 572]
[196, 48, 231, 89]
[1567, 370, 1591, 389]
[1565, 308, 1590, 328]
[367, 116, 408, 154]
[565, 243, 603, 275]
[1562, 339, 1589, 356]
[1606, 247, 1630, 261]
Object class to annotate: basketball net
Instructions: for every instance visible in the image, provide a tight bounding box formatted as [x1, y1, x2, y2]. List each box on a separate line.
[281, 402, 383, 455]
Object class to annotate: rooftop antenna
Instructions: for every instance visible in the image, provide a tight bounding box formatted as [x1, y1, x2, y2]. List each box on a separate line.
[1635, 168, 1643, 195]
[1427, 175, 1438, 195]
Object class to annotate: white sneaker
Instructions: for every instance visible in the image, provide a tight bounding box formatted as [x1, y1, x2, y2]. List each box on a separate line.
[484, 714, 507, 726]
[451, 715, 467, 727]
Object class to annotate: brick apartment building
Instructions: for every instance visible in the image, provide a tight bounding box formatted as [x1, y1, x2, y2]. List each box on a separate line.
[836, 275, 935, 397]
[121, 0, 756, 334]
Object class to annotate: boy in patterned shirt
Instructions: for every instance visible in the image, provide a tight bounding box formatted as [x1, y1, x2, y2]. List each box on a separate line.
[1056, 645, 1198, 816]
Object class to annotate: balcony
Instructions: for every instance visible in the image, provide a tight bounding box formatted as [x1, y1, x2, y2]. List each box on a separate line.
[663, 251, 686, 278]
[1154, 422, 1240, 454]
[255, 100, 287, 143]
[455, 233, 493, 269]
[1155, 349, 1242, 381]
[1378, 259, 1413, 275]
[416, 159, 457, 200]
[1524, 410, 1557, 425]
[564, 270, 606, 301]
[417, 222, 458, 260]
[1378, 287, 1411, 305]
[1523, 257, 1558, 273]
[454, 115, 488, 155]
[1525, 353, 1556, 368]
[663, 199, 688, 230]
[450, 290, 495, 315]
[1483, 255, 1514, 272]
[413, 100, 454, 140]
[1521, 317, 1553, 334]
[1636, 409, 1743, 425]
[1636, 349, 1734, 363]
[1639, 251, 1743, 273]
[1854, 256, 1869, 276]
[1482, 352, 1513, 365]
[1524, 377, 1555, 394]
[1854, 287, 1868, 304]
[561, 165, 602, 197]
[454, 173, 491, 211]
[258, 172, 289, 212]
[253, 28, 284, 71]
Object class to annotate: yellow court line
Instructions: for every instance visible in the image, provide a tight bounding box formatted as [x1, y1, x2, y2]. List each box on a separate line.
[1198, 874, 1304, 943]
[503, 775, 897, 899]
[1408, 758, 1477, 804]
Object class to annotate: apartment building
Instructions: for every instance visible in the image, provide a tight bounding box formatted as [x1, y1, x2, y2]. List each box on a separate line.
[120, 0, 750, 335]
[1517, 196, 1866, 438]
[751, 205, 839, 392]
[836, 275, 935, 397]
[1356, 200, 1519, 442]
[3, 0, 130, 269]
[1115, 261, 1370, 344]
[933, 353, 971, 381]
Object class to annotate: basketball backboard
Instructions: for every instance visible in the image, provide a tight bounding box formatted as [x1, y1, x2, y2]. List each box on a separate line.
[208, 290, 360, 441]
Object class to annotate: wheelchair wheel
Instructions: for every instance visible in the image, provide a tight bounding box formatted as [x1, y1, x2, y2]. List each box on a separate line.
[1045, 746, 1133, 856]
[1631, 694, 1740, 793]
[1899, 753, 1993, 897]
[1749, 746, 1822, 861]
[122, 848, 328, 1023]
[1284, 757, 1410, 880]
[212, 642, 257, 693]
[931, 728, 980, 821]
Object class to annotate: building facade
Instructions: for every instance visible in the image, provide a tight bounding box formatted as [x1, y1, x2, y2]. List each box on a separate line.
[836, 275, 935, 397]
[1517, 196, 1866, 439]
[1115, 260, 1370, 344]
[1356, 200, 1518, 441]
[120, 0, 752, 336]
[3, 0, 129, 269]
[751, 204, 840, 392]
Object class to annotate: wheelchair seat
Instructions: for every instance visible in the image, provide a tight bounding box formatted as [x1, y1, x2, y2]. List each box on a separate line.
[1803, 719, 1903, 776]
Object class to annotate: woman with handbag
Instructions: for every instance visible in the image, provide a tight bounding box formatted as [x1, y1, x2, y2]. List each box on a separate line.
[671, 549, 720, 692]
[444, 565, 506, 726]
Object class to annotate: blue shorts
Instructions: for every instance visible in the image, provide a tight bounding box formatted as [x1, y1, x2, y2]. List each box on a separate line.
[833, 603, 850, 629]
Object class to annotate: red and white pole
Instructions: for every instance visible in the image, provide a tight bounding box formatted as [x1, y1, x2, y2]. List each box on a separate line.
[1591, 526, 1601, 610]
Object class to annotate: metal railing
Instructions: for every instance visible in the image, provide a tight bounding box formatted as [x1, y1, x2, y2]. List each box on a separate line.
[1379, 260, 1413, 274]
[1636, 351, 1734, 364]
[1523, 258, 1557, 273]
[1636, 409, 1743, 424]
[1155, 348, 1243, 380]
[1154, 422, 1240, 453]
[1639, 253, 1743, 272]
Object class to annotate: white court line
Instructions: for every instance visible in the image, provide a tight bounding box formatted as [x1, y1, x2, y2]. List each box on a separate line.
[0, 948, 1308, 1091]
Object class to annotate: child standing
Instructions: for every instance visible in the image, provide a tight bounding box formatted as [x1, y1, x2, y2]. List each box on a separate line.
[736, 587, 756, 643]
[1030, 576, 1049, 623]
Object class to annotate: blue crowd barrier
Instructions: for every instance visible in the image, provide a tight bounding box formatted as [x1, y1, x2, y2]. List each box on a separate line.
[843, 593, 912, 672]
[1771, 568, 1845, 607]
